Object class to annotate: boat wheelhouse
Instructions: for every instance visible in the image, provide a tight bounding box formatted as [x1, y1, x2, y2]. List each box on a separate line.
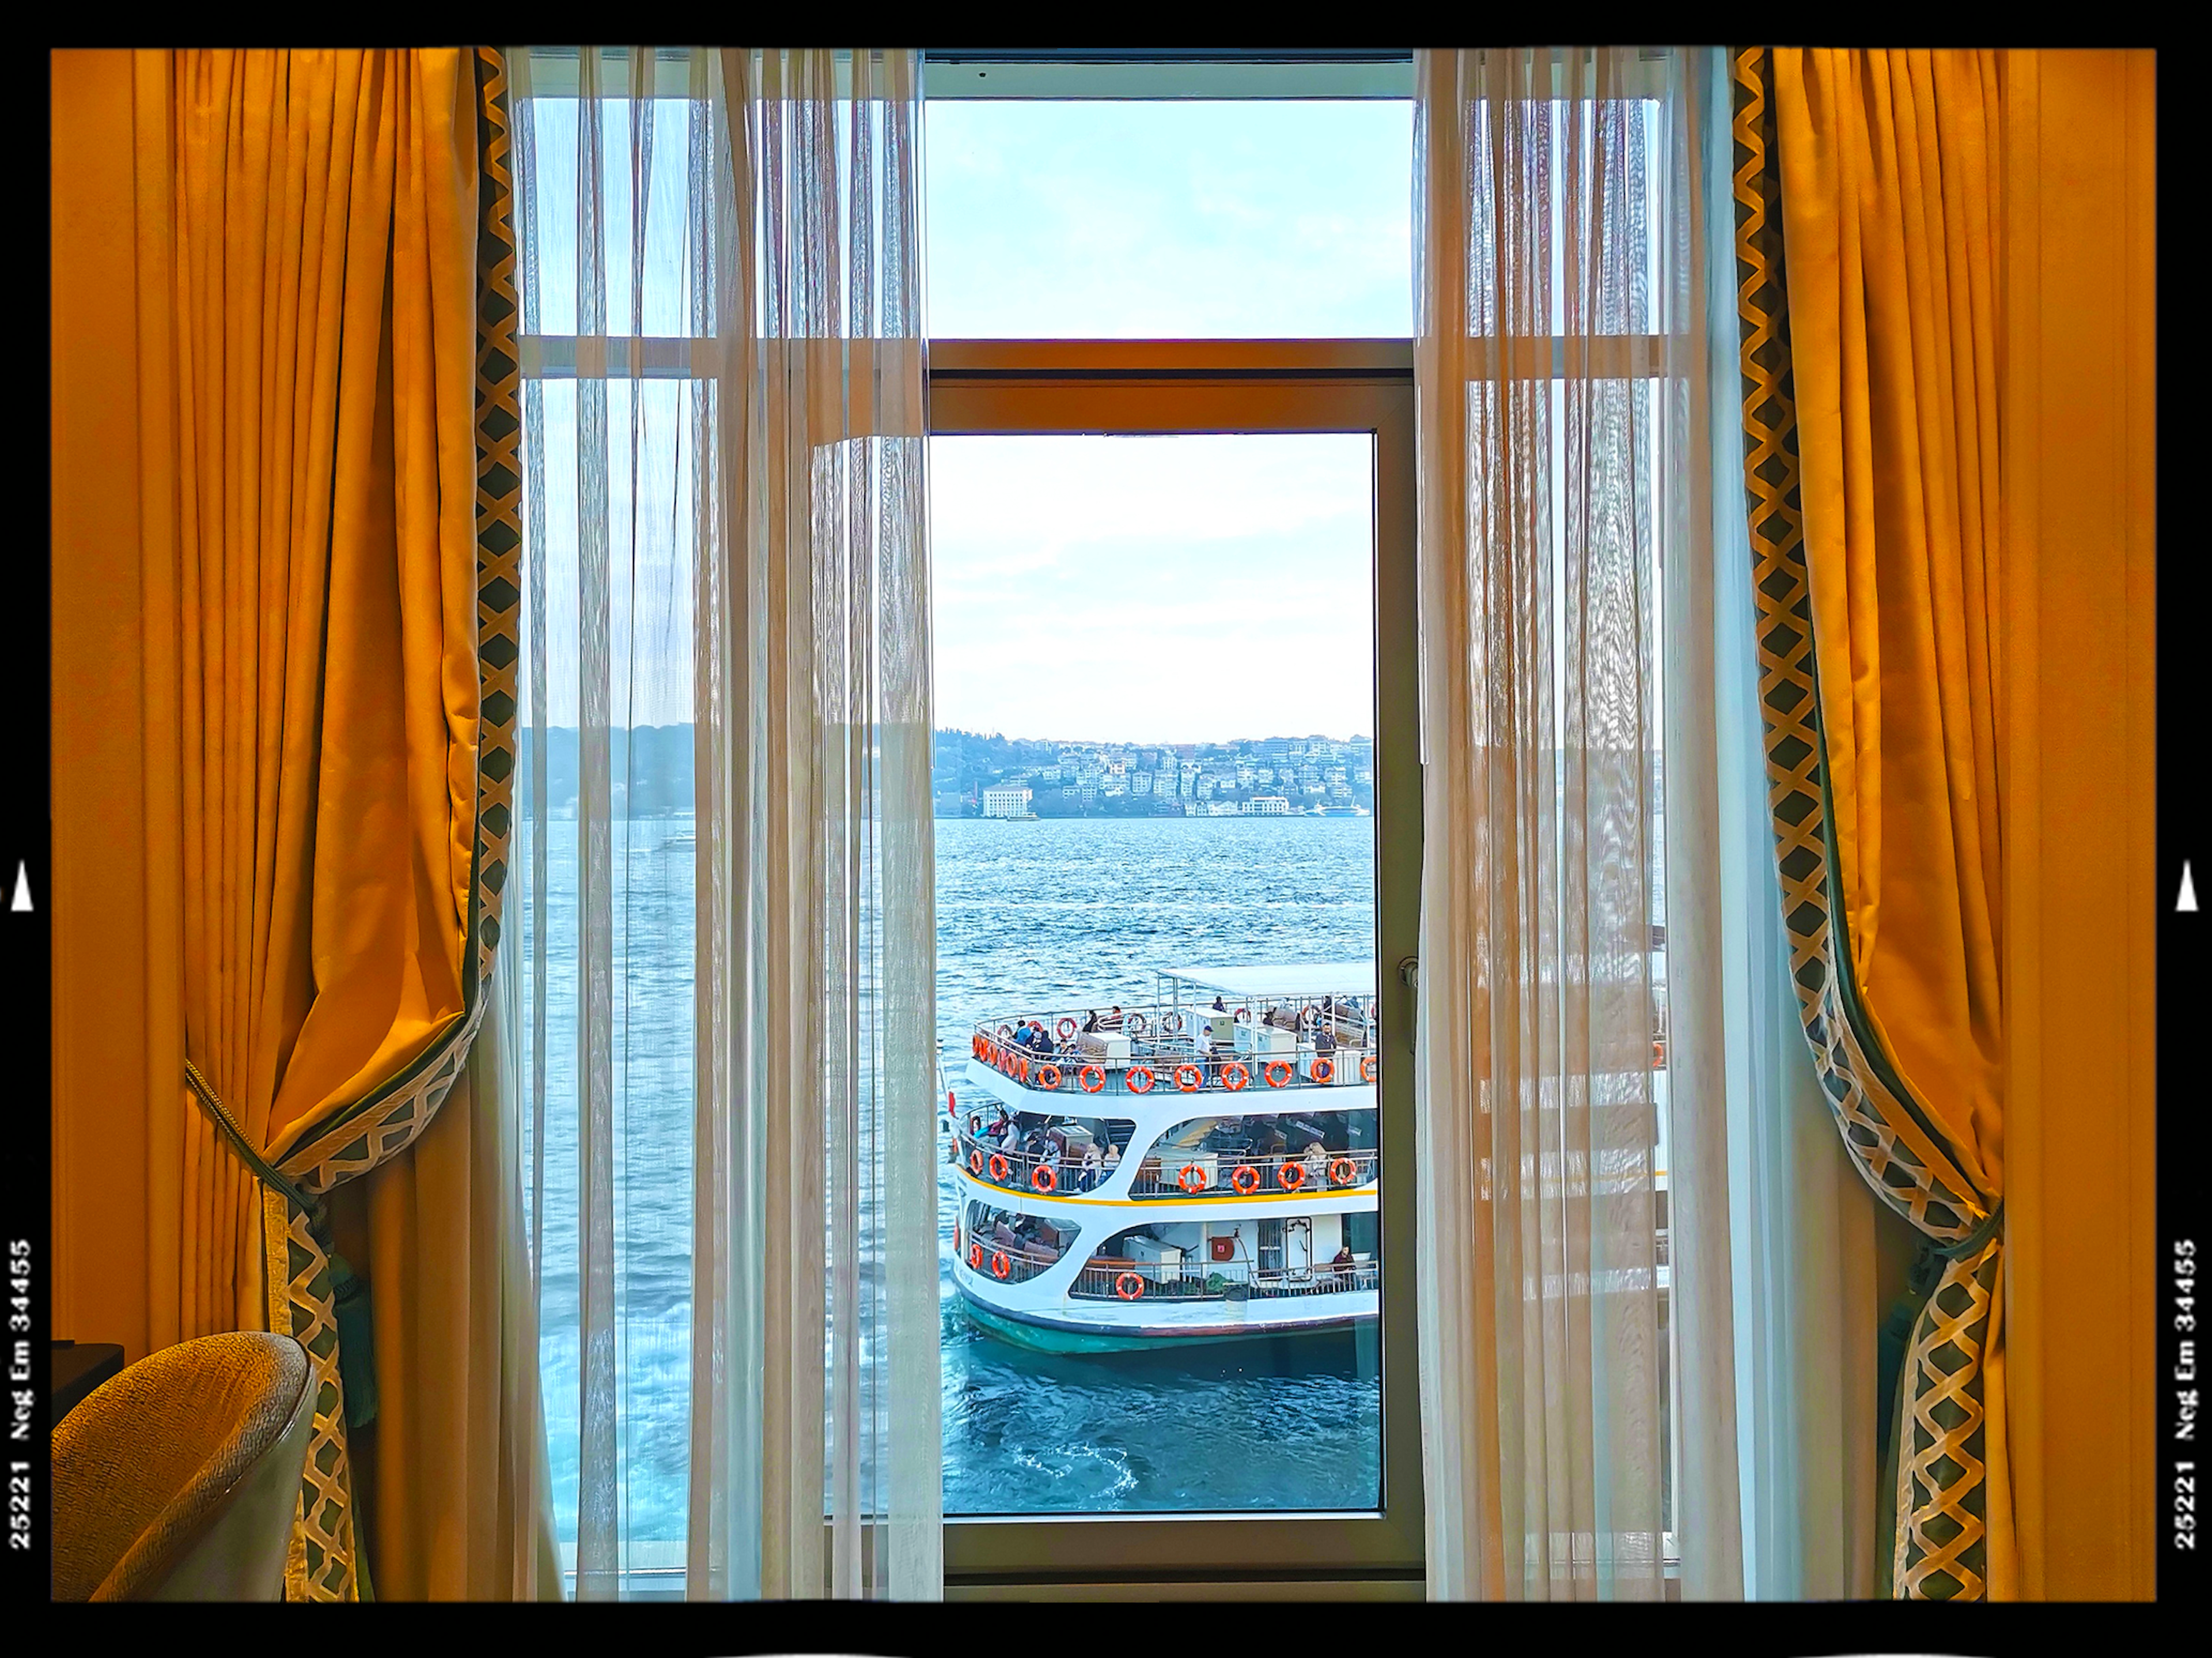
[946, 962, 1381, 1352]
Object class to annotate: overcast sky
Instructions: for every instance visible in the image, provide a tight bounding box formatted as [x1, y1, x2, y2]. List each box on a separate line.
[518, 97, 1411, 736]
[930, 433, 1375, 745]
[923, 100, 1407, 742]
[923, 100, 1411, 340]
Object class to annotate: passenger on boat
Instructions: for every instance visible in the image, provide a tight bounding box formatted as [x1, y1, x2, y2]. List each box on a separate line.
[1302, 1138, 1329, 1188]
[1314, 1021, 1338, 1059]
[1079, 1140, 1104, 1191]
[1211, 995, 1226, 1012]
[1331, 1243, 1355, 1281]
[1101, 1139, 1122, 1176]
[1081, 1009, 1100, 1035]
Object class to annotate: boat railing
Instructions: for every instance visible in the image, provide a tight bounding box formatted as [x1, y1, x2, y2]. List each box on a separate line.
[950, 1122, 1378, 1202]
[955, 1231, 1065, 1286]
[950, 1128, 1117, 1198]
[1127, 1146, 1378, 1199]
[966, 1028, 1377, 1099]
[1067, 1256, 1381, 1303]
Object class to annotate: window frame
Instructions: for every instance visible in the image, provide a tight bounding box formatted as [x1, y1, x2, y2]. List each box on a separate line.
[928, 339, 1426, 1593]
[509, 40, 1688, 1587]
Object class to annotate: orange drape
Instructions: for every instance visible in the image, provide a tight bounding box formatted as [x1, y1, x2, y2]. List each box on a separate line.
[130, 48, 558, 1600]
[1771, 49, 2006, 1193]
[1770, 47, 2012, 1597]
[135, 47, 477, 1339]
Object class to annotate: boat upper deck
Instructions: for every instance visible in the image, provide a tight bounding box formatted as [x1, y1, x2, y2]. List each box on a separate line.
[968, 967, 1381, 1103]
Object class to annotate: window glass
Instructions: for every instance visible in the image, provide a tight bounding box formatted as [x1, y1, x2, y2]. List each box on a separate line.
[924, 101, 1414, 338]
[932, 433, 1382, 1515]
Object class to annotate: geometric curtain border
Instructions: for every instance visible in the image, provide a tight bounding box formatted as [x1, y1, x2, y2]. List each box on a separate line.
[1730, 44, 1999, 1602]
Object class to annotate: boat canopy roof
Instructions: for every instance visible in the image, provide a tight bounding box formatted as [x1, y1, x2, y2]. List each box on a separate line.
[1157, 962, 1377, 1000]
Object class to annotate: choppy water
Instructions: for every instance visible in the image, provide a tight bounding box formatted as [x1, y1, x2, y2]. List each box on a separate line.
[525, 813, 1381, 1544]
[935, 815, 1381, 1515]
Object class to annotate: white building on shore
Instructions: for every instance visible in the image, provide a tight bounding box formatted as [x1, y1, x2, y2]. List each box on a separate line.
[982, 785, 1033, 819]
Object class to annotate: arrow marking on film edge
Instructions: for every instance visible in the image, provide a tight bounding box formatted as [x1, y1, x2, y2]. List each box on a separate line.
[9, 861, 27, 913]
[2181, 860, 2200, 914]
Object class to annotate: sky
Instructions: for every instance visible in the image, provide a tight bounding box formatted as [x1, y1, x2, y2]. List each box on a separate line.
[515, 96, 1414, 734]
[922, 101, 1407, 741]
[922, 100, 1412, 340]
[930, 434, 1375, 745]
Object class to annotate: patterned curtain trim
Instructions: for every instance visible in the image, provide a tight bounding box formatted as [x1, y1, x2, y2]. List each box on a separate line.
[251, 47, 524, 1602]
[1730, 46, 2001, 1603]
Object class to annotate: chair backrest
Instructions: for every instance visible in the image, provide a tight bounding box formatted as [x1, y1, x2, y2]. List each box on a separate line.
[52, 1330, 315, 1601]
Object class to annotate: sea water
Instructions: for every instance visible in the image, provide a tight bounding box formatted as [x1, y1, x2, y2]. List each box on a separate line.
[528, 813, 1382, 1545]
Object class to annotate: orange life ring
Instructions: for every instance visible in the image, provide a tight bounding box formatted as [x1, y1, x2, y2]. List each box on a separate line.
[1057, 1016, 1078, 1040]
[968, 1149, 984, 1176]
[991, 1250, 1011, 1280]
[1311, 1056, 1335, 1084]
[1234, 1007, 1251, 1023]
[1078, 1064, 1106, 1093]
[988, 1153, 1012, 1183]
[1263, 1059, 1293, 1089]
[1177, 1164, 1210, 1194]
[1127, 1066, 1156, 1094]
[1359, 1053, 1377, 1083]
[968, 1240, 983, 1270]
[1037, 1062, 1063, 1090]
[1219, 1061, 1249, 1092]
[1173, 1062, 1203, 1092]
[997, 1023, 1013, 1039]
[1329, 1156, 1359, 1187]
[1032, 1164, 1059, 1194]
[1126, 1012, 1149, 1035]
[1278, 1160, 1308, 1192]
[1161, 1011, 1185, 1035]
[1115, 1271, 1145, 1301]
[1013, 1054, 1029, 1082]
[972, 1034, 983, 1059]
[1231, 1164, 1262, 1195]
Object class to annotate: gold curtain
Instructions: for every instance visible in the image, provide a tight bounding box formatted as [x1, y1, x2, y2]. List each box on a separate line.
[131, 47, 542, 1600]
[1732, 47, 2012, 1599]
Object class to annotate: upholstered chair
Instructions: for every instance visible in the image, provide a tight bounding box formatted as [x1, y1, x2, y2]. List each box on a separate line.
[52, 1331, 316, 1600]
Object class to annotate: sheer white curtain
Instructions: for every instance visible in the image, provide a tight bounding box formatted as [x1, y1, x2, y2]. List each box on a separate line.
[1412, 45, 1715, 1600]
[1697, 49, 1882, 1601]
[507, 45, 940, 1603]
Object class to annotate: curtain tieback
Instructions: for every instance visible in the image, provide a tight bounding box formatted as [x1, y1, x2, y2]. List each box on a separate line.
[1932, 1201, 2005, 1262]
[183, 1059, 321, 1220]
[181, 1061, 378, 1429]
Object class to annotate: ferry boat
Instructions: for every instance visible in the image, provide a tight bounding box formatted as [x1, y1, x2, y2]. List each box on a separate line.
[945, 963, 1381, 1353]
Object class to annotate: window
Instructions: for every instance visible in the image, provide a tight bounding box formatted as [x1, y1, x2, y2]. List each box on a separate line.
[933, 431, 1387, 1521]
[507, 46, 1678, 1595]
[929, 350, 1422, 1584]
